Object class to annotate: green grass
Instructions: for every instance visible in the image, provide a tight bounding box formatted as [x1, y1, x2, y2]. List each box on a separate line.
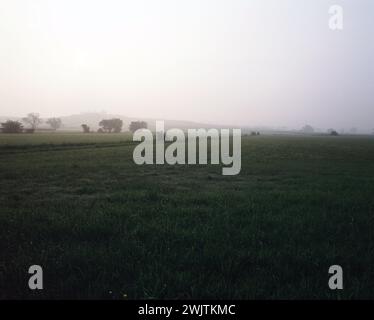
[0, 132, 133, 146]
[1, 133, 374, 299]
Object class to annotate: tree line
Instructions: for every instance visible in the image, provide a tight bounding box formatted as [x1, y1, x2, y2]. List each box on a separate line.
[81, 120, 147, 134]
[0, 113, 61, 133]
[0, 113, 148, 134]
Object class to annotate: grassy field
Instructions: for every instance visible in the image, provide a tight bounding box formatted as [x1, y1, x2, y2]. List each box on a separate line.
[1, 133, 374, 299]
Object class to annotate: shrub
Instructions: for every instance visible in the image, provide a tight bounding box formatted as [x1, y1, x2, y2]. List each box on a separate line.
[1, 120, 24, 133]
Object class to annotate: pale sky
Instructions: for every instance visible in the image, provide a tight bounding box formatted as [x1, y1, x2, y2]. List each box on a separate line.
[0, 0, 373, 130]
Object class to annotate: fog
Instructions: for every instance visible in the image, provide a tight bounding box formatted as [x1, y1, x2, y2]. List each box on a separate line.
[0, 0, 373, 131]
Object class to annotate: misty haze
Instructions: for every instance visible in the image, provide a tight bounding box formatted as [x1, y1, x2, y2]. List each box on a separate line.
[0, 0, 373, 131]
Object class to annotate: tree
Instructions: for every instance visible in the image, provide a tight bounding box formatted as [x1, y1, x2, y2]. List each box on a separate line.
[98, 118, 123, 133]
[327, 128, 339, 135]
[98, 120, 111, 133]
[22, 113, 42, 130]
[329, 129, 339, 136]
[46, 118, 62, 131]
[112, 118, 123, 133]
[1, 120, 23, 133]
[81, 124, 90, 133]
[129, 121, 147, 133]
[301, 125, 314, 134]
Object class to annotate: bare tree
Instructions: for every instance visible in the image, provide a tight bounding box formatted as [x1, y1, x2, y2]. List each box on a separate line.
[46, 118, 62, 131]
[22, 113, 42, 130]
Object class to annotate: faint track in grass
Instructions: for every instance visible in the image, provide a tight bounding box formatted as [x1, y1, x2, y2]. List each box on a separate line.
[0, 141, 137, 156]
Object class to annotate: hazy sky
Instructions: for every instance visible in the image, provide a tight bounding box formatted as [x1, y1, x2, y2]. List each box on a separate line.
[0, 0, 373, 130]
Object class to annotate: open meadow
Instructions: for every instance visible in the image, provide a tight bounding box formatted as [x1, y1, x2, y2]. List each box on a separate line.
[1, 133, 374, 299]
